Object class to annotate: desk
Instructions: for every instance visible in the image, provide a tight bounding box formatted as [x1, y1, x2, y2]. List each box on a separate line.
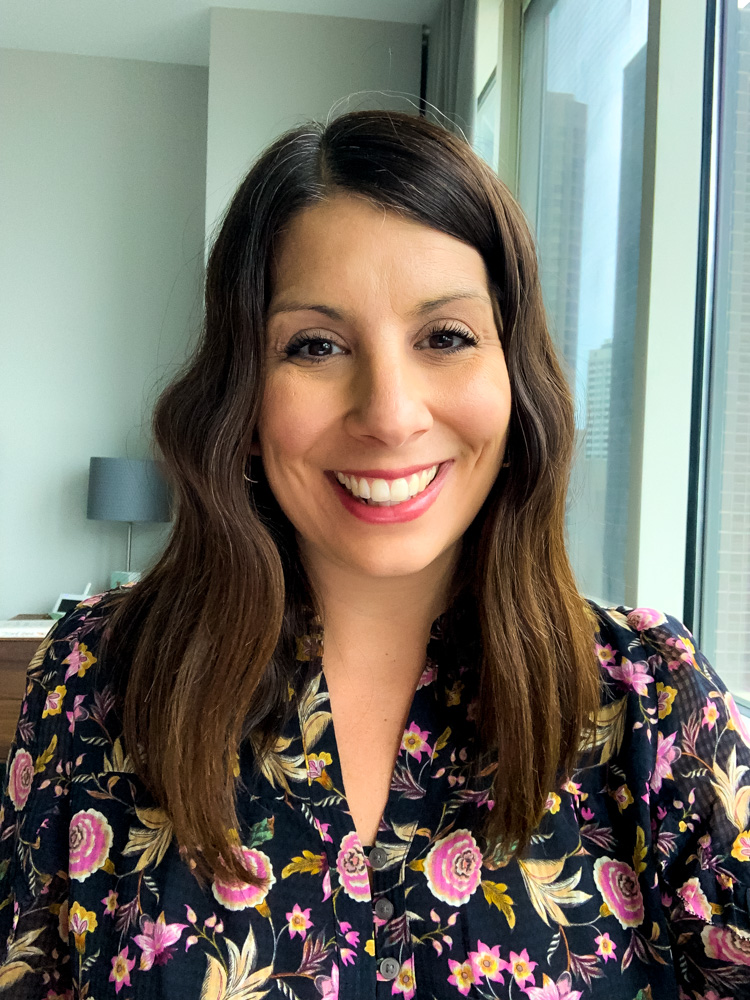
[0, 616, 51, 760]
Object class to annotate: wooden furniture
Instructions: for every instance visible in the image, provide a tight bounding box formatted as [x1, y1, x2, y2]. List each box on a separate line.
[0, 616, 52, 760]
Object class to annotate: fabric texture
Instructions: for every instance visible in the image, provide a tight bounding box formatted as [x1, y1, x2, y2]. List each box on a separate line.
[2, 593, 750, 999]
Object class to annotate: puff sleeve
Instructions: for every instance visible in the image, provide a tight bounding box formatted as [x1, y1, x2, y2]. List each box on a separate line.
[632, 609, 750, 997]
[0, 603, 103, 997]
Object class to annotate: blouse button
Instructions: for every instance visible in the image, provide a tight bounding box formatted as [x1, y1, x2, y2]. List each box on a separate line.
[369, 846, 388, 869]
[374, 897, 394, 920]
[379, 957, 400, 980]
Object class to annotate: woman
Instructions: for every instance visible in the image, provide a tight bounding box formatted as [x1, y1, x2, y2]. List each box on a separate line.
[1, 110, 749, 1000]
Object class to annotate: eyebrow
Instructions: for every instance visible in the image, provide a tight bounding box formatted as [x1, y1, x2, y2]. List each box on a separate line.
[266, 291, 492, 322]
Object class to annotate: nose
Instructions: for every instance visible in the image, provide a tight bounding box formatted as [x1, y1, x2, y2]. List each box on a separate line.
[344, 344, 433, 449]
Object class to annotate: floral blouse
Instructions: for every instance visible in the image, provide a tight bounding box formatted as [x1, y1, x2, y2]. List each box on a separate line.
[2, 593, 750, 1000]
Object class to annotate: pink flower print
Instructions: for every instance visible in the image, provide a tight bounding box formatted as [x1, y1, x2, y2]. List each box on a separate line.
[307, 752, 333, 785]
[604, 657, 653, 696]
[401, 723, 432, 763]
[109, 946, 135, 993]
[66, 694, 88, 734]
[424, 829, 482, 906]
[339, 921, 359, 948]
[580, 806, 595, 821]
[665, 633, 697, 668]
[508, 949, 537, 986]
[725, 693, 750, 747]
[286, 903, 312, 940]
[447, 959, 475, 995]
[211, 847, 275, 910]
[7, 749, 34, 811]
[525, 971, 582, 999]
[650, 731, 681, 792]
[703, 698, 720, 731]
[596, 643, 616, 666]
[322, 864, 332, 901]
[69, 901, 98, 953]
[133, 911, 187, 970]
[593, 857, 645, 928]
[468, 940, 506, 983]
[63, 641, 97, 682]
[595, 932, 616, 962]
[545, 792, 561, 814]
[561, 779, 588, 803]
[336, 832, 371, 901]
[315, 818, 333, 843]
[732, 830, 750, 862]
[701, 924, 750, 965]
[417, 661, 438, 688]
[69, 809, 113, 881]
[315, 962, 339, 999]
[102, 890, 119, 917]
[42, 684, 66, 719]
[678, 877, 712, 921]
[393, 956, 416, 998]
[626, 608, 666, 631]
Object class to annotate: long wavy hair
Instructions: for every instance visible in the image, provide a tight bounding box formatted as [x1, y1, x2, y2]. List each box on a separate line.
[102, 110, 601, 886]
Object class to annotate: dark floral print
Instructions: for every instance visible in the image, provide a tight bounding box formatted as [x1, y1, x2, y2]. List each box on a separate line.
[1, 594, 750, 998]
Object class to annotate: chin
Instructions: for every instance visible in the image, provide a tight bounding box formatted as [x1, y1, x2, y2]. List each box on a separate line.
[337, 539, 455, 580]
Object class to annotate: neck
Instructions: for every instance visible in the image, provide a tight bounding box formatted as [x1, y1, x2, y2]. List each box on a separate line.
[300, 543, 459, 685]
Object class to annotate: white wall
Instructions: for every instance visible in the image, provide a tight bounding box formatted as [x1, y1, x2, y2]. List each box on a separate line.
[0, 9, 421, 620]
[0, 50, 208, 618]
[206, 7, 422, 236]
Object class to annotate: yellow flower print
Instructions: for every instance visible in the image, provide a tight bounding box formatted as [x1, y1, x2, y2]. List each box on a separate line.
[63, 642, 97, 681]
[42, 684, 66, 718]
[545, 792, 561, 815]
[69, 901, 98, 953]
[731, 830, 750, 862]
[610, 784, 633, 812]
[656, 683, 677, 719]
[306, 752, 333, 787]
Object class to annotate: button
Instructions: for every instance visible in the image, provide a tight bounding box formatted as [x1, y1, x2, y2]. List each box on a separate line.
[379, 957, 400, 980]
[374, 897, 394, 920]
[369, 846, 388, 869]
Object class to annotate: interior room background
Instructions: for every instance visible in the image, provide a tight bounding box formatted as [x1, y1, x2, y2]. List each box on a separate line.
[1, 0, 748, 704]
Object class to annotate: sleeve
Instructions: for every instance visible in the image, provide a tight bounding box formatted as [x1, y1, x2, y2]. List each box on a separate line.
[634, 609, 750, 998]
[0, 603, 102, 997]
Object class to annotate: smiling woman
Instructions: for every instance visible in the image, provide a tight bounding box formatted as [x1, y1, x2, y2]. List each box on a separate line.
[2, 111, 750, 1000]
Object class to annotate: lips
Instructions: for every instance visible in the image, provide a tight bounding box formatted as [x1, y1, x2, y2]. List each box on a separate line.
[328, 461, 452, 525]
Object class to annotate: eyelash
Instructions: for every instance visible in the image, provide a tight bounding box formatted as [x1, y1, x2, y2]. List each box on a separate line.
[283, 323, 480, 363]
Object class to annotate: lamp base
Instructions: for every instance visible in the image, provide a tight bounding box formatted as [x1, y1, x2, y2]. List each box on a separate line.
[110, 570, 141, 590]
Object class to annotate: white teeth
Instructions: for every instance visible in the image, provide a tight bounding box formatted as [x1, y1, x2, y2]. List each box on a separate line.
[390, 478, 409, 502]
[370, 478, 390, 502]
[335, 465, 440, 505]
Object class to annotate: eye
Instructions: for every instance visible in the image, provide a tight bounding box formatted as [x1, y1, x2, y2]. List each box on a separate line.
[416, 323, 479, 353]
[283, 334, 345, 363]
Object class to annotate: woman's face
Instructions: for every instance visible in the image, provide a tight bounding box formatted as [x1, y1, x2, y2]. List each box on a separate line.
[258, 194, 511, 583]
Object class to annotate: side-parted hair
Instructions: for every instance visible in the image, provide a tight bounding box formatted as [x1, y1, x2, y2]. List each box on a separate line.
[102, 110, 600, 886]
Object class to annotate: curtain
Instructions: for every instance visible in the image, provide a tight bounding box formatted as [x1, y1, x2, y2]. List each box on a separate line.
[425, 0, 478, 142]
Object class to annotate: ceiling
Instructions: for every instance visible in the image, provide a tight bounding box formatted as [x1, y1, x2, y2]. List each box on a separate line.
[1, 0, 441, 67]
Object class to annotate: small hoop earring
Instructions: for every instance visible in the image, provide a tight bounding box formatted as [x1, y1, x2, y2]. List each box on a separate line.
[243, 458, 257, 483]
[501, 460, 510, 468]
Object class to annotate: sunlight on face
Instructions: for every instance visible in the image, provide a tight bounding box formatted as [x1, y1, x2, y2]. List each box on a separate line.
[258, 194, 511, 584]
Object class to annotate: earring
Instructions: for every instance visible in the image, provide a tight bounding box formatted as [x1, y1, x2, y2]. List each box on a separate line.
[501, 459, 510, 468]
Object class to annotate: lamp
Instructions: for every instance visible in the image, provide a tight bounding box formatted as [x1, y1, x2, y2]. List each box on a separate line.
[87, 457, 171, 589]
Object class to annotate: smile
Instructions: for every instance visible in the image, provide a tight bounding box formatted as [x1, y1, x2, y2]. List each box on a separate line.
[334, 465, 439, 506]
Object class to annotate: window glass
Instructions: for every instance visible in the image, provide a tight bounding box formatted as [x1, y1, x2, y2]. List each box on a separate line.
[518, 0, 649, 605]
[700, 0, 750, 700]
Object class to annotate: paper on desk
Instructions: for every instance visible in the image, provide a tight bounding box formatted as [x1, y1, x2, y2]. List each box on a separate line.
[0, 620, 56, 639]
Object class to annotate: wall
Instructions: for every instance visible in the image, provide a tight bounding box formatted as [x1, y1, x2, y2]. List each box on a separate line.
[206, 7, 422, 236]
[0, 50, 208, 618]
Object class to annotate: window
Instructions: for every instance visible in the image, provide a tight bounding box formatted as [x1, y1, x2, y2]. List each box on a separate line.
[696, 0, 750, 701]
[518, 0, 649, 606]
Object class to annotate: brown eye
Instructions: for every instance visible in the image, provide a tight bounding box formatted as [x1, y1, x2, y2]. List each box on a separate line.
[284, 336, 345, 362]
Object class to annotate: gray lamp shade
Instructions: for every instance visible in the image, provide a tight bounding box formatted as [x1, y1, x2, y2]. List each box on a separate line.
[87, 458, 171, 523]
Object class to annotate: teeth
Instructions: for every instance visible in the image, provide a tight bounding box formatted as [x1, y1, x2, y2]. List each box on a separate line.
[335, 465, 439, 505]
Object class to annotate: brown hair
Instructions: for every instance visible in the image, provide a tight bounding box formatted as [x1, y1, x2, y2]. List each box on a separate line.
[102, 110, 600, 886]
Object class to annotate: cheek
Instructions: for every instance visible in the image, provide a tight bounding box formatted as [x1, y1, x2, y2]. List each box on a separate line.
[447, 373, 511, 448]
[258, 377, 328, 460]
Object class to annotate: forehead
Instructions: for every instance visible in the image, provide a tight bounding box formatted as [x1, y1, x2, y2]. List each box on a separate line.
[268, 195, 491, 311]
